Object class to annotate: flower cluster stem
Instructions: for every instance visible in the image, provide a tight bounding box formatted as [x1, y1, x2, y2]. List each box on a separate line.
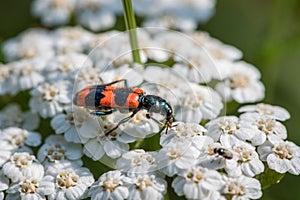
[122, 0, 142, 64]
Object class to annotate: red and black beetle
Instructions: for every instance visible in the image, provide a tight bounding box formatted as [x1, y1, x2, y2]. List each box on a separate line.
[73, 79, 174, 135]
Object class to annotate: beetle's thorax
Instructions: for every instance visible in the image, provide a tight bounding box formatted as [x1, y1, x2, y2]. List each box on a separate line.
[139, 95, 173, 125]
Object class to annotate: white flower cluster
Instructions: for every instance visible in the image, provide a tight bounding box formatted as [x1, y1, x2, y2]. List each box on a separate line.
[1, 5, 299, 199]
[0, 131, 95, 200]
[1, 27, 263, 136]
[31, 0, 216, 31]
[89, 170, 166, 200]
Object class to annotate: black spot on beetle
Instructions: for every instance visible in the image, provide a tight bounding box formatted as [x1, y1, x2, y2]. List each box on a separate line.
[85, 86, 105, 107]
[113, 88, 133, 106]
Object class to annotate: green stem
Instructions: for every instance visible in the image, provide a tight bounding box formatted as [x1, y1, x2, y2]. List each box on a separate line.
[122, 0, 142, 64]
[133, 140, 143, 149]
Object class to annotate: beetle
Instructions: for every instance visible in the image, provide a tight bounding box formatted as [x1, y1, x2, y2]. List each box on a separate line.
[213, 148, 234, 160]
[73, 79, 174, 135]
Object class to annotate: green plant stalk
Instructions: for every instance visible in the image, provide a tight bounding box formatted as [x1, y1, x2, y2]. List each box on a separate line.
[122, 0, 142, 64]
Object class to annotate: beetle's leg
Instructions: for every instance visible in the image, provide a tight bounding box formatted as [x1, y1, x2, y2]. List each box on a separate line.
[104, 79, 128, 88]
[90, 109, 114, 116]
[172, 123, 179, 127]
[146, 113, 164, 126]
[105, 111, 137, 136]
[146, 113, 173, 134]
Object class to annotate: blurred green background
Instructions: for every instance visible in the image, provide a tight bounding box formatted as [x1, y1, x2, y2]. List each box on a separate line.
[0, 0, 299, 199]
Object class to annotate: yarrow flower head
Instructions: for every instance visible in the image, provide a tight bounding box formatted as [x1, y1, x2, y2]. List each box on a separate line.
[124, 173, 167, 200]
[75, 67, 102, 90]
[8, 59, 46, 92]
[52, 26, 94, 54]
[215, 61, 265, 103]
[45, 52, 93, 82]
[89, 170, 129, 200]
[31, 0, 216, 32]
[46, 164, 95, 200]
[258, 139, 300, 175]
[160, 122, 211, 152]
[0, 127, 41, 151]
[2, 28, 54, 62]
[75, 0, 118, 31]
[240, 112, 288, 145]
[37, 135, 83, 168]
[2, 152, 41, 183]
[175, 83, 223, 123]
[79, 116, 135, 161]
[5, 161, 55, 200]
[51, 107, 80, 143]
[0, 104, 40, 131]
[223, 140, 264, 177]
[142, 65, 186, 106]
[99, 64, 144, 88]
[190, 31, 243, 62]
[238, 103, 291, 121]
[1, 60, 46, 95]
[205, 116, 255, 145]
[30, 80, 72, 118]
[156, 140, 201, 176]
[109, 110, 160, 139]
[142, 0, 216, 31]
[222, 174, 262, 200]
[172, 165, 224, 200]
[116, 149, 157, 174]
[31, 0, 76, 26]
[70, 106, 101, 144]
[197, 141, 232, 170]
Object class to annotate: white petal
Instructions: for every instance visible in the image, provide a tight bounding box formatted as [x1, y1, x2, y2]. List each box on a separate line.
[111, 187, 129, 200]
[172, 177, 185, 196]
[288, 158, 300, 175]
[84, 140, 105, 160]
[25, 132, 42, 147]
[104, 141, 127, 158]
[37, 176, 55, 195]
[267, 154, 289, 173]
[183, 183, 200, 199]
[175, 108, 202, 123]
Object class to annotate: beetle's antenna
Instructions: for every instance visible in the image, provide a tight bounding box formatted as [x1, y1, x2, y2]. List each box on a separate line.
[146, 113, 164, 126]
